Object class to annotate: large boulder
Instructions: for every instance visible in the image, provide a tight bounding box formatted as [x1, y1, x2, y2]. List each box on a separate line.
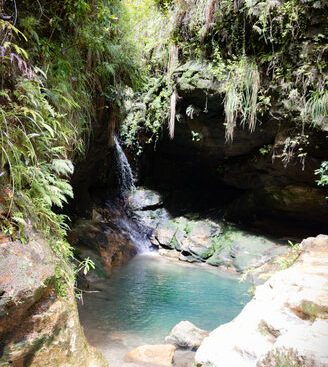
[195, 235, 328, 367]
[206, 226, 287, 272]
[153, 217, 221, 260]
[128, 187, 171, 229]
[125, 344, 176, 367]
[128, 187, 163, 210]
[182, 220, 222, 259]
[165, 321, 209, 350]
[0, 232, 107, 367]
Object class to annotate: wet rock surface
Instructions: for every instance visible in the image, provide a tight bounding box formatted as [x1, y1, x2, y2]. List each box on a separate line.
[69, 194, 155, 278]
[195, 234, 328, 367]
[0, 232, 107, 367]
[69, 218, 137, 274]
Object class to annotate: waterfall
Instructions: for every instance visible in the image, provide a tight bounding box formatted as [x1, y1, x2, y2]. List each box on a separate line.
[112, 136, 152, 253]
[114, 136, 135, 198]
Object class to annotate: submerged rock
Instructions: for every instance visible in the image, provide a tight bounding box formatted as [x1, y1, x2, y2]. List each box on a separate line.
[125, 344, 176, 367]
[0, 232, 107, 367]
[195, 234, 328, 367]
[165, 321, 209, 350]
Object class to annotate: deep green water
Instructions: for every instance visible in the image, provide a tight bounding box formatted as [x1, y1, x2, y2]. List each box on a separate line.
[79, 254, 251, 366]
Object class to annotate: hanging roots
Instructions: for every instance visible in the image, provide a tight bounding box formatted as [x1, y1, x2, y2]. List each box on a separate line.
[203, 0, 217, 38]
[224, 58, 260, 142]
[168, 44, 179, 75]
[169, 89, 177, 139]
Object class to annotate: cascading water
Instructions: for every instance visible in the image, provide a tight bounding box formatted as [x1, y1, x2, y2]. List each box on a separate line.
[114, 135, 135, 198]
[112, 136, 152, 253]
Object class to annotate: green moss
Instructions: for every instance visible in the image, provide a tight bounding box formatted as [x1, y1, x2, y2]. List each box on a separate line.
[300, 301, 323, 321]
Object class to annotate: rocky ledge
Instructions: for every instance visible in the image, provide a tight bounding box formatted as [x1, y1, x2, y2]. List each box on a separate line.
[0, 232, 107, 367]
[128, 187, 289, 276]
[195, 234, 328, 367]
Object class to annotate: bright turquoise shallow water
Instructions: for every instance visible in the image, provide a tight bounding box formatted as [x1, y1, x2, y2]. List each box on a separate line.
[79, 254, 251, 365]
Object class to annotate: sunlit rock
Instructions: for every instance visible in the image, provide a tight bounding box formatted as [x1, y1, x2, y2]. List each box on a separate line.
[165, 321, 209, 350]
[195, 235, 328, 367]
[125, 344, 176, 367]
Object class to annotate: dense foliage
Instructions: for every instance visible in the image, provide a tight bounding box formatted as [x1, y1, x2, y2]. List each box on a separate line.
[0, 0, 137, 289]
[120, 0, 328, 171]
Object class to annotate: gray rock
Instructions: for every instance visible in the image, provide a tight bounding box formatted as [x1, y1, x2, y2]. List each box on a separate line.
[206, 226, 287, 272]
[128, 187, 163, 210]
[206, 246, 233, 267]
[155, 221, 179, 249]
[155, 217, 222, 259]
[165, 321, 209, 350]
[135, 207, 170, 228]
[179, 252, 202, 263]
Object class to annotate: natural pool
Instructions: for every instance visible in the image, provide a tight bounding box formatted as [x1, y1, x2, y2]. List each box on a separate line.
[78, 254, 251, 366]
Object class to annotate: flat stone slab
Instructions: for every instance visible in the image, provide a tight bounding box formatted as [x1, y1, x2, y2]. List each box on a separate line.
[125, 344, 176, 367]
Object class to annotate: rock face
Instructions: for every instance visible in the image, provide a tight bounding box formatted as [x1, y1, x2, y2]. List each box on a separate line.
[69, 191, 163, 277]
[195, 234, 328, 367]
[69, 218, 137, 274]
[125, 344, 176, 367]
[140, 61, 328, 236]
[128, 187, 163, 210]
[0, 233, 107, 367]
[128, 187, 170, 229]
[152, 217, 287, 272]
[165, 321, 208, 350]
[152, 217, 222, 261]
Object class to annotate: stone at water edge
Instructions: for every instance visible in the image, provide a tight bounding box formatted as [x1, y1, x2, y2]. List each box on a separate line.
[195, 234, 328, 367]
[125, 344, 176, 367]
[154, 220, 182, 249]
[159, 248, 181, 259]
[0, 232, 108, 367]
[69, 219, 137, 273]
[181, 220, 222, 259]
[206, 226, 287, 273]
[153, 216, 222, 259]
[165, 321, 209, 350]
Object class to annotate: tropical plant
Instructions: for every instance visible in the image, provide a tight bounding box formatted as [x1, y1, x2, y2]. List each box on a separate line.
[0, 0, 139, 291]
[315, 161, 328, 197]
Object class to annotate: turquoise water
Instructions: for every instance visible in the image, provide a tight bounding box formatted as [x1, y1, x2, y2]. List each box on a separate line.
[79, 254, 251, 366]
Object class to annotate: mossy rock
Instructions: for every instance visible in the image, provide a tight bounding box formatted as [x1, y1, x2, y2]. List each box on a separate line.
[155, 216, 222, 259]
[206, 225, 286, 271]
